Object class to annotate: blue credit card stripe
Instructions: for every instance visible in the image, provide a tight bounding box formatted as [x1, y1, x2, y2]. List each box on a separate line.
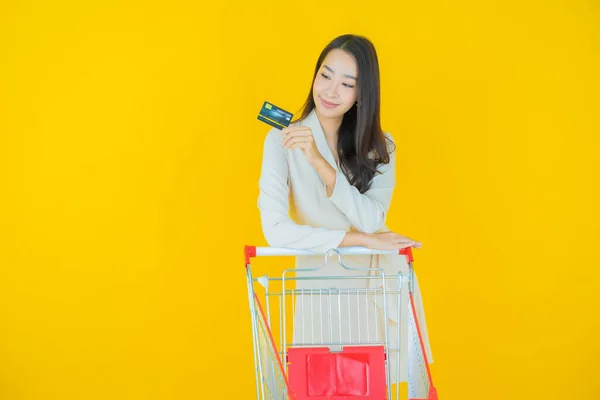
[258, 113, 287, 128]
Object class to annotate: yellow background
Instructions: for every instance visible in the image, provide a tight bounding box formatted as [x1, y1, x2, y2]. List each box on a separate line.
[1, 0, 599, 399]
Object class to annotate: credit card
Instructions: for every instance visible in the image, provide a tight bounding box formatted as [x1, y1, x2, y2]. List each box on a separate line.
[257, 101, 293, 130]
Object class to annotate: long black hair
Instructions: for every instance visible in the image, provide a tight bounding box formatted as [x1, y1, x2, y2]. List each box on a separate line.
[295, 34, 394, 194]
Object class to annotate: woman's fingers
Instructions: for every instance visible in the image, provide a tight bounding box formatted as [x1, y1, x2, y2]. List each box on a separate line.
[280, 127, 312, 142]
[283, 136, 312, 148]
[283, 130, 311, 136]
[283, 140, 310, 149]
[283, 134, 312, 142]
[369, 231, 422, 250]
[282, 131, 312, 145]
[281, 126, 311, 134]
[281, 127, 312, 137]
[397, 242, 421, 250]
[390, 234, 422, 249]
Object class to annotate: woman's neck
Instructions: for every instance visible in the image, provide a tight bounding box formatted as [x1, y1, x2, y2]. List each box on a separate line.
[316, 111, 342, 141]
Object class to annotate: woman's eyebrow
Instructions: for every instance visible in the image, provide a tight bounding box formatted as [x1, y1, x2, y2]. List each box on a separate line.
[323, 64, 357, 80]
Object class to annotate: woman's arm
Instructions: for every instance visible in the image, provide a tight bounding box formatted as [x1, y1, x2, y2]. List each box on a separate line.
[338, 231, 366, 247]
[259, 130, 414, 252]
[258, 129, 348, 253]
[312, 133, 396, 234]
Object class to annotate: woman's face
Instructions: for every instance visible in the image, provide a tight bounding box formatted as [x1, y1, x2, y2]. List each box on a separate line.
[312, 49, 359, 119]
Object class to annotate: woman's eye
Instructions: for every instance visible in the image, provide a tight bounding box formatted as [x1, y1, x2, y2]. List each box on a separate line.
[320, 73, 330, 79]
[343, 83, 355, 88]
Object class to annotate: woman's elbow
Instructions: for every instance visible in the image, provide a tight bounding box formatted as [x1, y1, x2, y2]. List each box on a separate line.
[358, 224, 383, 234]
[265, 234, 286, 248]
[356, 213, 386, 234]
[263, 228, 284, 248]
[261, 221, 295, 248]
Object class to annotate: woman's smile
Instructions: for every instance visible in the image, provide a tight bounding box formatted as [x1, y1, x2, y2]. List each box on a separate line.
[319, 97, 339, 108]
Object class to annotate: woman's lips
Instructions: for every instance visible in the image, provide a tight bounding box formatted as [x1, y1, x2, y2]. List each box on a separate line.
[320, 97, 339, 108]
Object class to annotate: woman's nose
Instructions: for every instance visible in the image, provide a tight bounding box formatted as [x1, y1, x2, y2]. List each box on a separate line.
[325, 84, 338, 98]
[327, 86, 337, 98]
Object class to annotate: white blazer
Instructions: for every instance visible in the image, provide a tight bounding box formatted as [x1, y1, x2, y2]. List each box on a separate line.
[257, 107, 433, 382]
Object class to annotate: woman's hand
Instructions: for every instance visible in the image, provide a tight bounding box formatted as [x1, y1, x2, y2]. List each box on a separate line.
[281, 127, 324, 166]
[364, 231, 422, 251]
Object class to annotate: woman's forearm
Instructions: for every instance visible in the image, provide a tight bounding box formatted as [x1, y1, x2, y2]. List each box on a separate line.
[311, 157, 337, 197]
[339, 231, 371, 248]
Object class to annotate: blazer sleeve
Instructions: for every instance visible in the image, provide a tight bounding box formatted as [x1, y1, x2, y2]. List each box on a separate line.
[258, 129, 348, 253]
[327, 133, 396, 234]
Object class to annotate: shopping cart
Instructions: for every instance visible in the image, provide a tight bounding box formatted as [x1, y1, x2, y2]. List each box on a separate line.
[245, 245, 437, 400]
